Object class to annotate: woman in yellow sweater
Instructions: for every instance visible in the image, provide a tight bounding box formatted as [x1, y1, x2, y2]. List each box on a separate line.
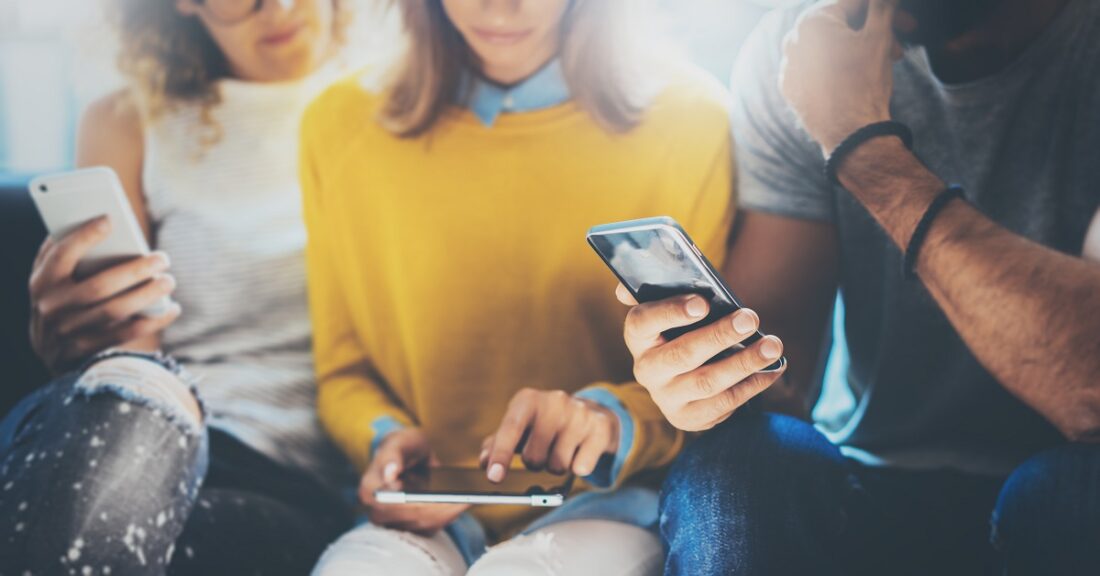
[302, 0, 735, 573]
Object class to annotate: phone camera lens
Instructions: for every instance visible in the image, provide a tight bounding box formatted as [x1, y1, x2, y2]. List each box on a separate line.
[39, 184, 48, 193]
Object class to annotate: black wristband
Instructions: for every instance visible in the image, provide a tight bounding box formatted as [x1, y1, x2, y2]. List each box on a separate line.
[824, 121, 914, 186]
[903, 184, 966, 280]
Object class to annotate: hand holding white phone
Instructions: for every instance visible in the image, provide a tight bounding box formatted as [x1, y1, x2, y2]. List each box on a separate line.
[27, 167, 180, 372]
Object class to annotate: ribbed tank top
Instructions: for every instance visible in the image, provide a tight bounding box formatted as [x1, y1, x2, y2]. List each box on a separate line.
[142, 72, 349, 486]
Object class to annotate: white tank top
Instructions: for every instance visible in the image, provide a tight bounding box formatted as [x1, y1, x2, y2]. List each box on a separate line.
[142, 72, 348, 485]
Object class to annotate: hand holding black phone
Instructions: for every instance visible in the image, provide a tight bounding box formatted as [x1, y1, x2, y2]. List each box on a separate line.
[587, 216, 786, 372]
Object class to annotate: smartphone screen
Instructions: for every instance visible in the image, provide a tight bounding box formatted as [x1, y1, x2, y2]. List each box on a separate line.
[394, 467, 573, 497]
[588, 217, 784, 371]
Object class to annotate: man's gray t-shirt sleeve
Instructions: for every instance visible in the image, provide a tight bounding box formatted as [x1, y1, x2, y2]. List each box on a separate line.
[733, 9, 836, 223]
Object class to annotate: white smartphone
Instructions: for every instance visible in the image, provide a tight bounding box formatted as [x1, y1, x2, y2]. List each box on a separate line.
[28, 167, 172, 316]
[375, 467, 572, 507]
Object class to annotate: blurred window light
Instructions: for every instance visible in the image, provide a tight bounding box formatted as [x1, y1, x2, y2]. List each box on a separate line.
[0, 0, 777, 175]
[1, 0, 108, 173]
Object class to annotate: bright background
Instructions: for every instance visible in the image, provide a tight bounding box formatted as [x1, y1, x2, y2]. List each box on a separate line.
[0, 0, 854, 427]
[0, 0, 786, 175]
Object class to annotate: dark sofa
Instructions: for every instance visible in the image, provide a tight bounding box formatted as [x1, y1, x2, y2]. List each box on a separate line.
[1, 174, 50, 415]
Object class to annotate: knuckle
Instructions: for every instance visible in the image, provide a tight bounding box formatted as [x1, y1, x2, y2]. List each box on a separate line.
[709, 320, 735, 350]
[634, 353, 661, 388]
[27, 272, 43, 297]
[662, 302, 685, 329]
[693, 370, 721, 398]
[623, 307, 645, 343]
[709, 390, 738, 420]
[662, 340, 693, 370]
[32, 299, 50, 319]
[103, 302, 131, 324]
[79, 279, 111, 303]
[667, 406, 698, 432]
[505, 409, 528, 427]
[53, 318, 75, 338]
[732, 347, 757, 376]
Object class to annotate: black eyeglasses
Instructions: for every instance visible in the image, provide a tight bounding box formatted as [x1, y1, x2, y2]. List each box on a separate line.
[191, 0, 294, 25]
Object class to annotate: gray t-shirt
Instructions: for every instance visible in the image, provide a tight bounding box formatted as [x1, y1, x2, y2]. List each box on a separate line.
[734, 0, 1100, 475]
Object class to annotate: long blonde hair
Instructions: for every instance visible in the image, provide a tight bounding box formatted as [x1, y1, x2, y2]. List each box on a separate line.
[381, 0, 661, 138]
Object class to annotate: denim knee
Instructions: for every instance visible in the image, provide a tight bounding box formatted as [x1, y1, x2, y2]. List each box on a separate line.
[659, 411, 849, 575]
[992, 443, 1100, 575]
[661, 410, 845, 520]
[0, 371, 208, 573]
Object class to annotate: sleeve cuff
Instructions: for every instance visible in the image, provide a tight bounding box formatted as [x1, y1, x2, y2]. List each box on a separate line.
[368, 415, 406, 462]
[574, 388, 635, 489]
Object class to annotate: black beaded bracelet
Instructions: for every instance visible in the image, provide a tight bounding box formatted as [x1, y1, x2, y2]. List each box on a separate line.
[903, 184, 966, 280]
[824, 121, 914, 186]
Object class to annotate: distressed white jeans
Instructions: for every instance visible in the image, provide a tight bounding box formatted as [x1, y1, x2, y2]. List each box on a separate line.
[312, 519, 663, 576]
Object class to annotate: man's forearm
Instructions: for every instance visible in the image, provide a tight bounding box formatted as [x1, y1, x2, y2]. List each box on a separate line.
[837, 138, 1100, 441]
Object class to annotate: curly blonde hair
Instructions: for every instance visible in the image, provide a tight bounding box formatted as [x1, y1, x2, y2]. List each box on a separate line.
[107, 0, 350, 140]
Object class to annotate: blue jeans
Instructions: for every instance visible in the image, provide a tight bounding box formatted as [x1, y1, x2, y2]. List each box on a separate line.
[0, 367, 351, 575]
[660, 411, 1100, 575]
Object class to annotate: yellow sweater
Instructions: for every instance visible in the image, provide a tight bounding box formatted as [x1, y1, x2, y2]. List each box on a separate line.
[300, 67, 735, 538]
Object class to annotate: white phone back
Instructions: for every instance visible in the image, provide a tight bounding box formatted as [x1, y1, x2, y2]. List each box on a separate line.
[28, 167, 151, 280]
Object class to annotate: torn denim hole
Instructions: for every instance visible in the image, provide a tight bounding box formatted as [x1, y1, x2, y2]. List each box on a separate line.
[70, 364, 205, 438]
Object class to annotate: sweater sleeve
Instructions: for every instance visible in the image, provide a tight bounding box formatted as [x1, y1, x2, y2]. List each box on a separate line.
[300, 106, 416, 473]
[575, 381, 685, 489]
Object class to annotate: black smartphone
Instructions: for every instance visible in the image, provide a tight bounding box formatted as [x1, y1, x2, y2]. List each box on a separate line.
[587, 216, 785, 372]
[375, 467, 573, 507]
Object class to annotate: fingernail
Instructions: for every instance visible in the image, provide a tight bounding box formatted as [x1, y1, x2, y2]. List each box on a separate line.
[761, 336, 782, 360]
[153, 251, 170, 269]
[732, 309, 757, 334]
[157, 273, 176, 289]
[96, 217, 111, 233]
[685, 297, 707, 318]
[383, 462, 399, 481]
[488, 463, 504, 483]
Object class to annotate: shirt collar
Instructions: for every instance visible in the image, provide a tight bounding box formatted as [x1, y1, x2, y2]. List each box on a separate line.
[458, 59, 571, 127]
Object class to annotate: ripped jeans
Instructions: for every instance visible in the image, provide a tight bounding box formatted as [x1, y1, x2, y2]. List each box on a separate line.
[0, 355, 351, 575]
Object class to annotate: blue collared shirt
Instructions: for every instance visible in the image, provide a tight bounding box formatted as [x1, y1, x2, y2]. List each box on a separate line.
[457, 59, 572, 127]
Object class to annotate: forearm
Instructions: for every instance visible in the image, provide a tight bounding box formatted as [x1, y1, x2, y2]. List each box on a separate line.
[838, 138, 1100, 440]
